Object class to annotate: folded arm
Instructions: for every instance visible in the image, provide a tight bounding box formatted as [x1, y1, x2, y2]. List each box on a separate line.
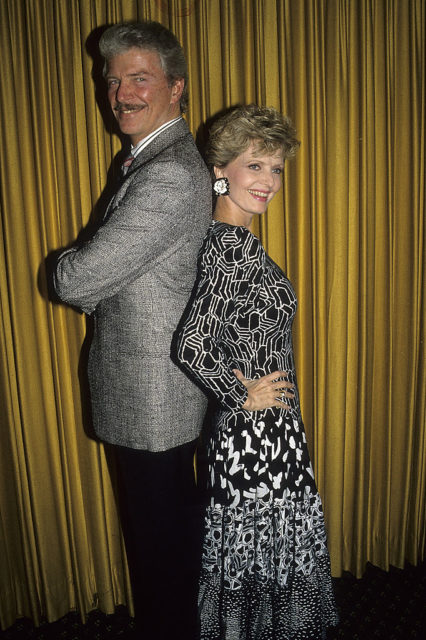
[53, 161, 196, 313]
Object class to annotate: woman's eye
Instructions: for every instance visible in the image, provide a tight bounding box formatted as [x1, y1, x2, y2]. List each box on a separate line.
[272, 167, 283, 174]
[248, 164, 260, 170]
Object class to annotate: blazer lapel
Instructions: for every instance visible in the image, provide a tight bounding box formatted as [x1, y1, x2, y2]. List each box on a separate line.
[103, 119, 192, 222]
[125, 118, 191, 177]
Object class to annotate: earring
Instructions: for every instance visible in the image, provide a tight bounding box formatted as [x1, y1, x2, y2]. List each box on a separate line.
[213, 177, 230, 196]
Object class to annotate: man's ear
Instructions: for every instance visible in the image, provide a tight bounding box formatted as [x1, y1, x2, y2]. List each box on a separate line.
[170, 78, 184, 104]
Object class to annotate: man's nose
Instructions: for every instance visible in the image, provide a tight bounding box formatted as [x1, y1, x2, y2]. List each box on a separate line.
[116, 80, 132, 102]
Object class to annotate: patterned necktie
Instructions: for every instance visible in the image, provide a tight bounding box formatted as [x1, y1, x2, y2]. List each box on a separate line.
[121, 153, 134, 176]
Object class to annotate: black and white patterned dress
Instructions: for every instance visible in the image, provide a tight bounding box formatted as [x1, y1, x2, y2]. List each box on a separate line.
[177, 221, 339, 639]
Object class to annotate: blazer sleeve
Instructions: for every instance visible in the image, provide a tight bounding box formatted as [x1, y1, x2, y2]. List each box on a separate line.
[176, 226, 264, 411]
[53, 160, 198, 314]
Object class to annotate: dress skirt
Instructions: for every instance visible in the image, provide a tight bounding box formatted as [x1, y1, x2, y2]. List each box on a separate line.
[198, 408, 339, 640]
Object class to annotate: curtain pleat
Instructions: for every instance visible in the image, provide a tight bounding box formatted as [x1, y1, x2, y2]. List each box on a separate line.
[0, 0, 424, 629]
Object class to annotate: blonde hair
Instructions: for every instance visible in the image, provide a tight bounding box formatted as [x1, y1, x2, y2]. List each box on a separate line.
[206, 104, 300, 169]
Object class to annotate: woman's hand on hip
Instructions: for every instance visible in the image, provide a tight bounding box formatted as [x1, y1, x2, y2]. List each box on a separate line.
[233, 369, 295, 412]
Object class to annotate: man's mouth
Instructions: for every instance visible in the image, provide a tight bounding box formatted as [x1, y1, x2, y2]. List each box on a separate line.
[114, 104, 144, 114]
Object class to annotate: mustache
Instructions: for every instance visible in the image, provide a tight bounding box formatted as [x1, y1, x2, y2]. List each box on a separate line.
[113, 103, 143, 112]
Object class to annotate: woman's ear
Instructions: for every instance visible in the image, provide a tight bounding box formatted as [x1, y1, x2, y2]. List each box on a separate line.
[213, 166, 225, 179]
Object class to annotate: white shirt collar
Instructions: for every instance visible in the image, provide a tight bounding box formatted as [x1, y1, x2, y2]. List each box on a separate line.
[131, 116, 183, 158]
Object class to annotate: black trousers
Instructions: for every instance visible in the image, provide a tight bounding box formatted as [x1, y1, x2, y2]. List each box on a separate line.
[114, 439, 205, 639]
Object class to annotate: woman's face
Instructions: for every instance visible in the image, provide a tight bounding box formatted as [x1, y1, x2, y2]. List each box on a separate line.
[215, 143, 284, 227]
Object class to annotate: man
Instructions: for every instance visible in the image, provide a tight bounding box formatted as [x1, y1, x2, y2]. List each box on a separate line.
[53, 21, 211, 638]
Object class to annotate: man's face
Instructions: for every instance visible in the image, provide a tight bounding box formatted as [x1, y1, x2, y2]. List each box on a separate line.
[106, 47, 184, 145]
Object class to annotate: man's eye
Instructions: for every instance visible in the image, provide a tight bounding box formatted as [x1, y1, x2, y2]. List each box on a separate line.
[107, 79, 118, 88]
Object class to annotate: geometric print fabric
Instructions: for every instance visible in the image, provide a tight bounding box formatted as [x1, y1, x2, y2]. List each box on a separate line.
[177, 221, 339, 638]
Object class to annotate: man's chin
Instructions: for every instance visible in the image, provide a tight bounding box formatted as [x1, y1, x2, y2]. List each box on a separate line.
[116, 119, 145, 138]
[115, 110, 144, 127]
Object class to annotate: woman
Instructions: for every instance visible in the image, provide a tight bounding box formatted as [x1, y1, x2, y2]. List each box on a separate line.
[177, 105, 338, 639]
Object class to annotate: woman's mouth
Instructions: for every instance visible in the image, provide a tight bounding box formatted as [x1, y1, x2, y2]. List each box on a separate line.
[248, 189, 269, 201]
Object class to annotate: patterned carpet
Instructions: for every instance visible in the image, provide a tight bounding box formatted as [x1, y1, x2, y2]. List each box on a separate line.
[1, 561, 425, 639]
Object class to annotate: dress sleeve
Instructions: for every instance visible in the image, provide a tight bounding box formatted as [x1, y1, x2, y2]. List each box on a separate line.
[176, 225, 264, 411]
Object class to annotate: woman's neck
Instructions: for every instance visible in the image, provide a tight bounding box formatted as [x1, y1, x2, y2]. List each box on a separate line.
[213, 199, 253, 230]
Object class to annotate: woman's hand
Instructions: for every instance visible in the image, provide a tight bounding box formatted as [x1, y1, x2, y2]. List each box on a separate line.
[233, 369, 295, 411]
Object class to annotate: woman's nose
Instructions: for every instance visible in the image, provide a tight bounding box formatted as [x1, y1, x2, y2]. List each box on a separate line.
[261, 171, 275, 188]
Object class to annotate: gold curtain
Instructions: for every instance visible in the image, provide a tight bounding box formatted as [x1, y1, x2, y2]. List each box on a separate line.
[0, 0, 424, 629]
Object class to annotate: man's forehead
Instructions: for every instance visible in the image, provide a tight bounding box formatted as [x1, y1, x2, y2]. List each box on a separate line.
[106, 47, 163, 75]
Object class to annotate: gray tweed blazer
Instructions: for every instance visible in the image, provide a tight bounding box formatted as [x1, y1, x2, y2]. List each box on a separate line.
[54, 119, 212, 451]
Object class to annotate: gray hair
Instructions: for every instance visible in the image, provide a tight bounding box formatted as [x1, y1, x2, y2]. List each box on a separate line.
[206, 104, 300, 169]
[99, 21, 188, 112]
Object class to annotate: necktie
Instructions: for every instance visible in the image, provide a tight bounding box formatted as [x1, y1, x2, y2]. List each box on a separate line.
[121, 153, 134, 176]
